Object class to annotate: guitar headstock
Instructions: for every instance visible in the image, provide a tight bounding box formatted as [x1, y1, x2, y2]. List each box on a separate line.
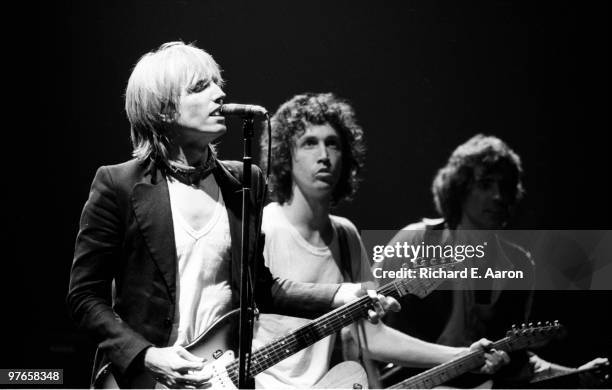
[505, 321, 565, 351]
[393, 257, 470, 298]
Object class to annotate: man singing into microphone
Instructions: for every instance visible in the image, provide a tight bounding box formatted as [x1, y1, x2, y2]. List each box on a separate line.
[67, 41, 396, 388]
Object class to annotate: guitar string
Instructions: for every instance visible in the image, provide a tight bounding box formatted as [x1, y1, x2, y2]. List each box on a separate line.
[225, 281, 408, 383]
[225, 293, 382, 383]
[224, 273, 443, 383]
[228, 280, 409, 369]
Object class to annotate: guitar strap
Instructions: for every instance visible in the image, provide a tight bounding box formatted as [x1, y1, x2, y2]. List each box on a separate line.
[333, 221, 381, 388]
[329, 222, 352, 367]
[336, 222, 354, 283]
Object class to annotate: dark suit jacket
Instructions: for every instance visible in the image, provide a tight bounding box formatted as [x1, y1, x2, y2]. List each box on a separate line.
[67, 158, 340, 380]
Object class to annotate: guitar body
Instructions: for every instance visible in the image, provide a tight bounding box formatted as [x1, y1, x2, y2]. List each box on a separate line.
[314, 361, 369, 389]
[93, 309, 239, 389]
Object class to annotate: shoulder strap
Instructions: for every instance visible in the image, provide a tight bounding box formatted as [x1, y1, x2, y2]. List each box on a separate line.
[333, 220, 383, 387]
[335, 222, 354, 282]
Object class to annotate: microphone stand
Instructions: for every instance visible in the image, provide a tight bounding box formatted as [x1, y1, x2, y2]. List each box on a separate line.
[238, 117, 255, 389]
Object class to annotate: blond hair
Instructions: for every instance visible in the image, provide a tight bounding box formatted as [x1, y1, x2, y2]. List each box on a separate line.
[125, 41, 223, 163]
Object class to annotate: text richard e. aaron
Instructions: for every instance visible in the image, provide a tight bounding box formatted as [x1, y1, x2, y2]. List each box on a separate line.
[370, 241, 524, 280]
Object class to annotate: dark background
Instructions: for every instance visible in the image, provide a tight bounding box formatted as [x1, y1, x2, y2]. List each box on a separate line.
[29, 0, 610, 387]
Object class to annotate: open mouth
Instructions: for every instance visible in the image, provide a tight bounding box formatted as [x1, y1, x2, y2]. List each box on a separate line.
[210, 105, 223, 116]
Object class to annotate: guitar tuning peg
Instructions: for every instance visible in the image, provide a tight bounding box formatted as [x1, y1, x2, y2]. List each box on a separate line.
[545, 320, 551, 326]
[554, 320, 559, 327]
[528, 322, 533, 328]
[537, 321, 542, 327]
[521, 323, 526, 329]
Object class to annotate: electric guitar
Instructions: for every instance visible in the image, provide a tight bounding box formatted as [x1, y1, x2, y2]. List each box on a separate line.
[94, 259, 468, 389]
[387, 321, 564, 389]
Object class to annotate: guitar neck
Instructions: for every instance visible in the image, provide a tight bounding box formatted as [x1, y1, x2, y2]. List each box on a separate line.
[224, 263, 454, 385]
[389, 337, 517, 389]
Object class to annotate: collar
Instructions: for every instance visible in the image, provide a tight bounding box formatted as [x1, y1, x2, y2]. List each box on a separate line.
[164, 149, 216, 186]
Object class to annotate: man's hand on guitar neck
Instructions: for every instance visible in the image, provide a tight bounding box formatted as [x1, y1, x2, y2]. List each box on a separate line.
[468, 338, 511, 375]
[143, 346, 212, 388]
[333, 282, 401, 324]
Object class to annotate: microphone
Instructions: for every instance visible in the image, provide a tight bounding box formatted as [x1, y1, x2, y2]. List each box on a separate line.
[219, 103, 268, 117]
